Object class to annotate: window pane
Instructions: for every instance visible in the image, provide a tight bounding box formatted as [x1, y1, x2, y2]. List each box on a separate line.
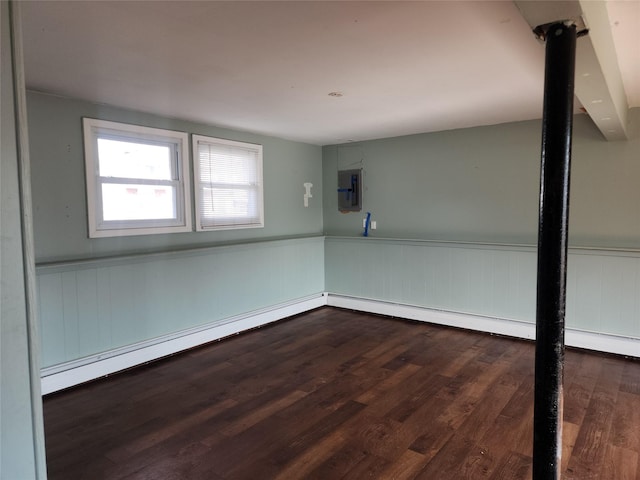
[200, 187, 258, 220]
[98, 138, 173, 180]
[102, 184, 177, 221]
[198, 144, 258, 184]
[193, 135, 263, 230]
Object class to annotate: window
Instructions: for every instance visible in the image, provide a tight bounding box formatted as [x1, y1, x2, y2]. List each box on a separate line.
[83, 118, 191, 237]
[193, 135, 264, 231]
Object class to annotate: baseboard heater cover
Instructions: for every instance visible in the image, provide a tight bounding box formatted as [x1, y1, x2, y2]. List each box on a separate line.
[41, 293, 327, 394]
[42, 293, 639, 394]
[327, 294, 640, 358]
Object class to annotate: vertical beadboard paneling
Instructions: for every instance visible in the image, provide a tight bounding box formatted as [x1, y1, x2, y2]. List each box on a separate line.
[61, 271, 80, 361]
[566, 252, 640, 338]
[108, 264, 142, 349]
[76, 268, 99, 358]
[326, 238, 538, 324]
[425, 245, 451, 310]
[489, 249, 511, 317]
[325, 237, 640, 341]
[514, 250, 537, 322]
[36, 274, 65, 366]
[96, 267, 113, 353]
[37, 237, 325, 368]
[568, 253, 604, 333]
[600, 255, 637, 336]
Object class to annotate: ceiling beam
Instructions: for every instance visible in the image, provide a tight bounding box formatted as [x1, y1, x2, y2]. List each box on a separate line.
[514, 0, 629, 141]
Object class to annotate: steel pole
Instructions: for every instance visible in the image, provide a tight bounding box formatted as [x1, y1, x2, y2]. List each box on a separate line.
[533, 22, 577, 480]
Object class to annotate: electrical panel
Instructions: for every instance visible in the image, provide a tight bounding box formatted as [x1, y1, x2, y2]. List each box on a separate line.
[337, 169, 362, 212]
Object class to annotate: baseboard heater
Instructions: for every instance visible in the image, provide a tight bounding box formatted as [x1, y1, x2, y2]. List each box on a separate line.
[41, 293, 327, 394]
[42, 292, 638, 394]
[327, 294, 640, 359]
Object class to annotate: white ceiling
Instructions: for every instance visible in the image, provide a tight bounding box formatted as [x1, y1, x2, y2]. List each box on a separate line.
[20, 1, 639, 146]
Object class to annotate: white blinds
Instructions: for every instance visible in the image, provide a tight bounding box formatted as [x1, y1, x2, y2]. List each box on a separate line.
[195, 136, 263, 229]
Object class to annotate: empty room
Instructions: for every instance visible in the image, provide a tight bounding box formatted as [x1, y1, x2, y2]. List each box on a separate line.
[2, 1, 639, 479]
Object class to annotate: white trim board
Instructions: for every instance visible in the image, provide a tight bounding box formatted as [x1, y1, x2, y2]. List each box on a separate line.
[42, 292, 639, 395]
[41, 294, 327, 394]
[327, 294, 640, 358]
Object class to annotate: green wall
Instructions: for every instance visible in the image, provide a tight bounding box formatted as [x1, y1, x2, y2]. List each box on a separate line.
[323, 110, 640, 249]
[322, 109, 640, 345]
[27, 91, 323, 263]
[27, 93, 327, 376]
[1, 2, 46, 477]
[27, 93, 326, 375]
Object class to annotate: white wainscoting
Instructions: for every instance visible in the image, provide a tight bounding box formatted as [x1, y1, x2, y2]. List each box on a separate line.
[325, 237, 640, 356]
[38, 236, 640, 394]
[41, 294, 326, 394]
[37, 236, 325, 393]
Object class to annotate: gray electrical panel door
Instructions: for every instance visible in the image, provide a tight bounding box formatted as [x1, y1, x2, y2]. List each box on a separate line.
[337, 169, 362, 212]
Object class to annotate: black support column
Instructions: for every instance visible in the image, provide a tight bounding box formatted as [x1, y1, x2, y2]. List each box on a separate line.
[533, 22, 577, 480]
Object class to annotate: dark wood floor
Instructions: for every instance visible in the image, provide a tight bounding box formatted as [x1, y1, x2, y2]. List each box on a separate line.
[44, 307, 640, 479]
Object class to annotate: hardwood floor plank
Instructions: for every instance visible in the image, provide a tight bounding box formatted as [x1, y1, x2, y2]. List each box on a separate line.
[361, 366, 450, 420]
[377, 449, 429, 480]
[216, 400, 367, 479]
[620, 361, 640, 395]
[433, 361, 517, 434]
[118, 441, 217, 480]
[413, 433, 484, 479]
[356, 362, 422, 405]
[563, 353, 603, 426]
[104, 397, 237, 462]
[602, 445, 638, 480]
[267, 399, 367, 467]
[488, 451, 531, 480]
[45, 450, 117, 480]
[305, 441, 369, 479]
[565, 359, 625, 478]
[611, 391, 640, 452]
[561, 421, 581, 473]
[341, 452, 390, 479]
[480, 376, 534, 458]
[220, 389, 308, 437]
[386, 374, 451, 423]
[270, 429, 346, 480]
[43, 307, 640, 480]
[343, 413, 416, 463]
[408, 419, 454, 459]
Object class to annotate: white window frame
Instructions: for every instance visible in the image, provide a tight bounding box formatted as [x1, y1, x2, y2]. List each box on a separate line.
[192, 134, 264, 231]
[83, 118, 192, 238]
